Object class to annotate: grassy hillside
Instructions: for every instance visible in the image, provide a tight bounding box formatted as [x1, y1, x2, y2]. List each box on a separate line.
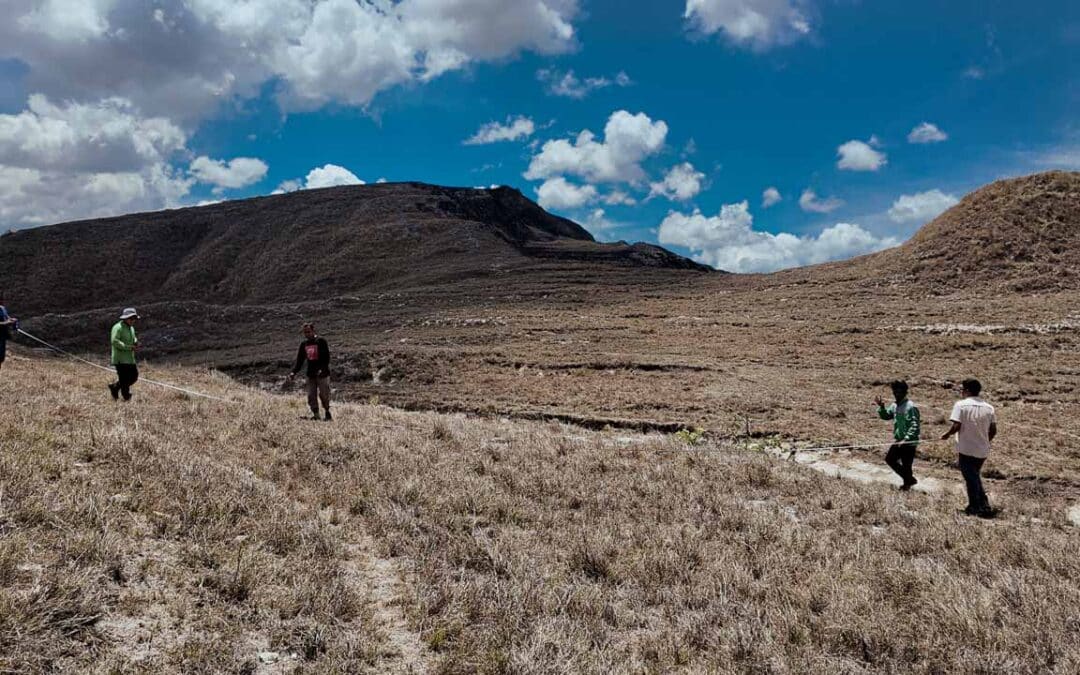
[2, 353, 1079, 672]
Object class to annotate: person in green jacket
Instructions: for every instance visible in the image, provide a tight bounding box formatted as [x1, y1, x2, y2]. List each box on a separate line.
[875, 380, 921, 490]
[109, 308, 140, 401]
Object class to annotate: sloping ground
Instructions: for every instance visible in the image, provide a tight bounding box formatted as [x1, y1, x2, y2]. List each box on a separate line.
[0, 182, 708, 316]
[3, 355, 1080, 672]
[0, 357, 430, 672]
[800, 170, 1080, 292]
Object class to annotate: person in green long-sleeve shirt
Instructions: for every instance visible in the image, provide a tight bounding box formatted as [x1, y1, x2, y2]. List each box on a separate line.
[109, 308, 140, 401]
[875, 380, 921, 491]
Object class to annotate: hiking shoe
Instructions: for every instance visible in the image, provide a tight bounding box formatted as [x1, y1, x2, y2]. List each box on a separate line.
[108, 383, 119, 400]
[976, 507, 998, 519]
[899, 477, 918, 492]
[310, 412, 321, 421]
[324, 410, 332, 422]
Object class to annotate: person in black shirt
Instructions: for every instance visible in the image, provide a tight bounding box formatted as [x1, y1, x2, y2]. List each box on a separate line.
[288, 323, 332, 421]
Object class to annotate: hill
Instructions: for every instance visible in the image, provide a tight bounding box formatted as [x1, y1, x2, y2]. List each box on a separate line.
[0, 182, 709, 316]
[841, 171, 1080, 292]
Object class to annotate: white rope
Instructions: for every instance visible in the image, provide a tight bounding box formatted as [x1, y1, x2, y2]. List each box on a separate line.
[10, 328, 971, 448]
[782, 439, 946, 453]
[15, 328, 400, 428]
[665, 438, 947, 455]
[17, 328, 235, 404]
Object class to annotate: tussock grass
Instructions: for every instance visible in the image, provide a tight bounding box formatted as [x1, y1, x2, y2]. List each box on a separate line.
[0, 359, 389, 672]
[2, 355, 1079, 672]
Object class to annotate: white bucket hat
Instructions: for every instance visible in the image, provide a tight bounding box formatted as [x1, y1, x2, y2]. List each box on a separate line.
[119, 307, 140, 320]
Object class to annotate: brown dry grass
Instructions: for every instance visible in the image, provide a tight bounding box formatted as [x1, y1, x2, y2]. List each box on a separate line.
[3, 354, 1080, 673]
[218, 278, 1080, 512]
[0, 358, 401, 672]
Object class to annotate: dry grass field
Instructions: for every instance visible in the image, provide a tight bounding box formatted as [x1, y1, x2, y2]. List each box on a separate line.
[4, 354, 1080, 673]
[209, 271, 1080, 522]
[16, 173, 1080, 517]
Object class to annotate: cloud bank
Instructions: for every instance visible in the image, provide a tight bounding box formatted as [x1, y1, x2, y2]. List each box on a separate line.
[659, 201, 898, 272]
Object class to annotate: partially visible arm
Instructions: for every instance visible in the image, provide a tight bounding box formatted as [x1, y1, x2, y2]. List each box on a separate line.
[940, 421, 961, 441]
[291, 343, 305, 375]
[877, 405, 895, 421]
[318, 339, 330, 376]
[989, 422, 997, 442]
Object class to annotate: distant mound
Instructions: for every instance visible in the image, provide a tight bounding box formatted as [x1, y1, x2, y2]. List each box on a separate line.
[0, 183, 709, 316]
[862, 171, 1080, 292]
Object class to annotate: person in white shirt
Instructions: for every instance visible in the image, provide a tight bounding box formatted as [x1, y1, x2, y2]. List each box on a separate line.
[940, 378, 998, 518]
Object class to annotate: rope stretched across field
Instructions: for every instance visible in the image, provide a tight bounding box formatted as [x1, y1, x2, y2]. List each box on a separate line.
[17, 328, 235, 404]
[777, 439, 947, 453]
[664, 437, 948, 455]
[15, 328, 408, 429]
[11, 327, 982, 449]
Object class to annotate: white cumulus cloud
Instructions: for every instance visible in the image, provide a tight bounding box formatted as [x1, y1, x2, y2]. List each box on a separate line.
[761, 186, 781, 208]
[190, 156, 269, 190]
[798, 188, 843, 213]
[524, 110, 668, 184]
[837, 137, 887, 171]
[0, 94, 194, 227]
[464, 116, 535, 145]
[0, 163, 193, 228]
[907, 122, 948, 144]
[535, 176, 598, 210]
[301, 164, 364, 189]
[887, 189, 958, 224]
[0, 94, 185, 173]
[649, 162, 705, 201]
[658, 201, 898, 272]
[684, 0, 813, 50]
[2, 0, 583, 121]
[274, 164, 365, 193]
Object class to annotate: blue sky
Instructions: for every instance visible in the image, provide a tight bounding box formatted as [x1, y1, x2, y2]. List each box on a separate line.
[1, 0, 1077, 271]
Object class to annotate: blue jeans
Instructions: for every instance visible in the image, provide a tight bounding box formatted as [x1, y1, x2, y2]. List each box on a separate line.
[958, 454, 990, 513]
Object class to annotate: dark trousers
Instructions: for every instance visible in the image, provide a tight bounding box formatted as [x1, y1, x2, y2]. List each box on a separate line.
[307, 375, 330, 413]
[885, 443, 916, 484]
[958, 454, 991, 513]
[114, 363, 139, 400]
